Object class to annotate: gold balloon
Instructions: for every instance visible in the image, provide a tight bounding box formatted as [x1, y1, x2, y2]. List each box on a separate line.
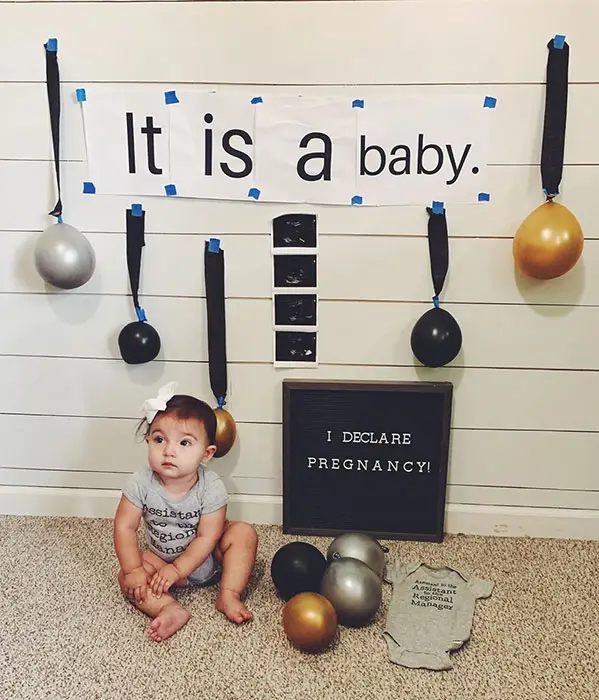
[513, 200, 583, 280]
[214, 407, 237, 458]
[282, 592, 337, 653]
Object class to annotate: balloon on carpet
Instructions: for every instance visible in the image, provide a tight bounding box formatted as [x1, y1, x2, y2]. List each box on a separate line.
[270, 541, 328, 601]
[320, 557, 383, 627]
[326, 532, 389, 578]
[282, 592, 338, 653]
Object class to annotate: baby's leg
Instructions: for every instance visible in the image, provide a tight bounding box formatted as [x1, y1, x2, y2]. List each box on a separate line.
[118, 552, 190, 642]
[214, 521, 258, 624]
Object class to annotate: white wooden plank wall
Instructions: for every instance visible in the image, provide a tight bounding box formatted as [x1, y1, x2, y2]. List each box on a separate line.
[0, 0, 598, 539]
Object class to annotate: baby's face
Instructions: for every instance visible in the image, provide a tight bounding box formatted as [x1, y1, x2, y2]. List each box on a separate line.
[146, 413, 216, 481]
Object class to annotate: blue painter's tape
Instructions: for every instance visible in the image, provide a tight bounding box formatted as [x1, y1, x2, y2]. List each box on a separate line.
[164, 90, 179, 105]
[351, 195, 363, 205]
[432, 200, 444, 214]
[131, 203, 143, 217]
[478, 192, 490, 202]
[164, 184, 177, 196]
[248, 187, 261, 200]
[46, 38, 58, 52]
[76, 88, 86, 103]
[136, 307, 147, 322]
[208, 237, 221, 253]
[352, 99, 364, 108]
[251, 96, 263, 104]
[483, 95, 497, 109]
[57, 215, 63, 224]
[553, 34, 566, 49]
[433, 295, 440, 308]
[83, 181, 96, 194]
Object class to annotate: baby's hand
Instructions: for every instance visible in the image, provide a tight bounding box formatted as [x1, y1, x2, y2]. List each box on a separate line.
[150, 564, 181, 597]
[123, 567, 149, 603]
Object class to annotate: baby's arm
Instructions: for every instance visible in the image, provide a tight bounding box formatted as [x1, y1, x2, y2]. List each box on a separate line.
[113, 495, 148, 601]
[150, 505, 227, 596]
[176, 505, 227, 576]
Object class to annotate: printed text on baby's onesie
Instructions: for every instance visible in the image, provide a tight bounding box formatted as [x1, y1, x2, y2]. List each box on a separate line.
[142, 503, 200, 555]
[142, 504, 200, 519]
[411, 580, 457, 611]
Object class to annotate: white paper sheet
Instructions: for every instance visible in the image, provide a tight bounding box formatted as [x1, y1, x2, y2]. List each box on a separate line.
[254, 95, 357, 205]
[354, 94, 492, 205]
[78, 85, 171, 197]
[168, 90, 258, 201]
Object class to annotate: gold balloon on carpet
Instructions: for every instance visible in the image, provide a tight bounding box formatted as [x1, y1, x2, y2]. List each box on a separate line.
[213, 407, 237, 457]
[282, 592, 337, 653]
[513, 200, 583, 280]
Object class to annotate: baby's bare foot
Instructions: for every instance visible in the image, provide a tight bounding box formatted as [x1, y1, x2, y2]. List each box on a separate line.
[216, 589, 253, 624]
[147, 602, 190, 642]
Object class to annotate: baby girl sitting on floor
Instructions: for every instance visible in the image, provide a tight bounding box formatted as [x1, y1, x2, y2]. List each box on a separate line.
[113, 382, 258, 642]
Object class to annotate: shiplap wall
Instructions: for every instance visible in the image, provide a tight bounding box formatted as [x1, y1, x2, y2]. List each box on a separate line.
[0, 0, 598, 539]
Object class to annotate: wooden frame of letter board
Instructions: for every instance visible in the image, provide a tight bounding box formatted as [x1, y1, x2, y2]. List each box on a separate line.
[282, 379, 453, 542]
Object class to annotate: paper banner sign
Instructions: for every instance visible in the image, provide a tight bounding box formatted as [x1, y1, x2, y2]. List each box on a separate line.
[76, 86, 496, 206]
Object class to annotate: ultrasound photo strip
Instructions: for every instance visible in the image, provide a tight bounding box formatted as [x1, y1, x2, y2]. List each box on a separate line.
[271, 214, 319, 366]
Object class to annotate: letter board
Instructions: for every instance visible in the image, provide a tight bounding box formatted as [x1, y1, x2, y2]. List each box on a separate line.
[282, 379, 453, 542]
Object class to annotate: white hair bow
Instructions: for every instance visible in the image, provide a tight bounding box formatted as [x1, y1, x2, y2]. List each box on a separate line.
[141, 381, 178, 424]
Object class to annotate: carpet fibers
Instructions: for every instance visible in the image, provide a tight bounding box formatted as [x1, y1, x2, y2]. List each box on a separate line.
[1, 515, 597, 700]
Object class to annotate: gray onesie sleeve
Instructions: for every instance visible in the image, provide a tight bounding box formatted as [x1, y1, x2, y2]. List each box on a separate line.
[122, 469, 150, 509]
[201, 469, 228, 513]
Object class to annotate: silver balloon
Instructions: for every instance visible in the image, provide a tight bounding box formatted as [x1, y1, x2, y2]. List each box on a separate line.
[320, 557, 382, 627]
[327, 532, 389, 578]
[34, 222, 96, 289]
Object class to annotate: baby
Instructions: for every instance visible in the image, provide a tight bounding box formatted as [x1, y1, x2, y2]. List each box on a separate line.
[113, 382, 258, 642]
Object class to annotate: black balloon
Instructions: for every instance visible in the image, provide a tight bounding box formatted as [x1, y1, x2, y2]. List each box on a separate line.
[411, 306, 462, 368]
[118, 321, 161, 365]
[271, 542, 328, 601]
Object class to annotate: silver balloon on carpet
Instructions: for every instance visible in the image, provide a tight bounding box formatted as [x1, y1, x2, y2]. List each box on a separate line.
[321, 557, 383, 627]
[327, 532, 389, 578]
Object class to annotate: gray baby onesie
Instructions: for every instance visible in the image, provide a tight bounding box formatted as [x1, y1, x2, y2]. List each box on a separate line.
[383, 561, 493, 670]
[122, 464, 228, 585]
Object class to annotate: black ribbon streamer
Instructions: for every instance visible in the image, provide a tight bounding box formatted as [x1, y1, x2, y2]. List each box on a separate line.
[425, 205, 449, 307]
[125, 208, 147, 321]
[541, 37, 569, 199]
[44, 40, 62, 221]
[204, 239, 228, 409]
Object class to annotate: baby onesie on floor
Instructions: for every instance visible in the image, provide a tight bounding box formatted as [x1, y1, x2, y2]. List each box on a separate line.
[383, 561, 493, 670]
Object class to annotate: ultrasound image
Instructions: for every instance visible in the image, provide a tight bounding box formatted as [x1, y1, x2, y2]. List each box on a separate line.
[274, 294, 317, 326]
[273, 254, 317, 289]
[275, 331, 317, 363]
[272, 213, 317, 249]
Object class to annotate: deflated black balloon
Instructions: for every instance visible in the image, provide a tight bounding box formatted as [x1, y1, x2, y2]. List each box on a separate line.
[118, 321, 161, 365]
[410, 306, 462, 368]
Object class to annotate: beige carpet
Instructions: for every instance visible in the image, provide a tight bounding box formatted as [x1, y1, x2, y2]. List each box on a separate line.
[1, 515, 597, 700]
